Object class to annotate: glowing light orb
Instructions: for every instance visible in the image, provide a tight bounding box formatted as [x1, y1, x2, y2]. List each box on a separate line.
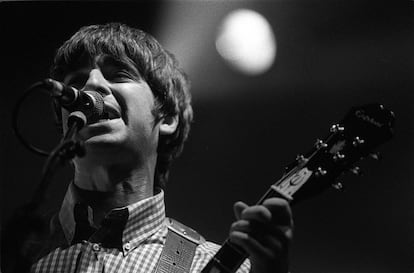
[216, 9, 276, 76]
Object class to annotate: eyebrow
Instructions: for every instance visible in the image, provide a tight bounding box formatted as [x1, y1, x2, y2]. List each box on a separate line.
[96, 55, 142, 80]
[63, 54, 143, 85]
[63, 69, 90, 85]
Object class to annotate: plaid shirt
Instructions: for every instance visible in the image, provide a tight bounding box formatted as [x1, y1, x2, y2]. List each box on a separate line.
[30, 184, 250, 273]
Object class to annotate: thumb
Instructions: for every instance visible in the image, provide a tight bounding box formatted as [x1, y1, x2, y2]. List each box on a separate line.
[233, 201, 248, 220]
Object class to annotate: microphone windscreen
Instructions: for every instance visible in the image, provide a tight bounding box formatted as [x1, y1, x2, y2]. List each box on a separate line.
[83, 91, 104, 123]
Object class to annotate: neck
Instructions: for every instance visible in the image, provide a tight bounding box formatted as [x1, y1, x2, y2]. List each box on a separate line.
[73, 159, 155, 225]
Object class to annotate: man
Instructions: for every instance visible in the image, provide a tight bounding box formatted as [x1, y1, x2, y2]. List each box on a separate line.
[29, 23, 293, 273]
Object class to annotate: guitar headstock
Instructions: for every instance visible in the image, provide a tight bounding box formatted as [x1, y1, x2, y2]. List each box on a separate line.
[274, 104, 395, 204]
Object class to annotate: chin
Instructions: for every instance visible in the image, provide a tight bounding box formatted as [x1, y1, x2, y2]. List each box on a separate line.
[77, 143, 128, 166]
[82, 135, 126, 155]
[82, 134, 142, 159]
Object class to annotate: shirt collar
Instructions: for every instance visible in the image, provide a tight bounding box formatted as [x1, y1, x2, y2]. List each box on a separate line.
[59, 183, 165, 253]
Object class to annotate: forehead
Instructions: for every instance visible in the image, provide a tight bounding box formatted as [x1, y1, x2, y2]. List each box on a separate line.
[67, 53, 136, 71]
[63, 54, 140, 81]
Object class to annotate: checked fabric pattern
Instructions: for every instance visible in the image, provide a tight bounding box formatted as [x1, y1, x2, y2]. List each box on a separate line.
[30, 185, 250, 273]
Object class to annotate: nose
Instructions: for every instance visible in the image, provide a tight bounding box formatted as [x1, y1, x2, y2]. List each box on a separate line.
[81, 69, 111, 96]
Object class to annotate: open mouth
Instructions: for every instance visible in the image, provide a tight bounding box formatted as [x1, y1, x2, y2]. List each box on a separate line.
[99, 102, 121, 121]
[98, 112, 111, 122]
[91, 103, 121, 124]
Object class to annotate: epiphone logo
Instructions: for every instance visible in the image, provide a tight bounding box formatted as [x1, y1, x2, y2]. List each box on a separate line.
[355, 110, 383, 128]
[288, 168, 312, 186]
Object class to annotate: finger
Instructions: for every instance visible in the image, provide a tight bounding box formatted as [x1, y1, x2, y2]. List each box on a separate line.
[235, 198, 293, 226]
[230, 230, 290, 273]
[231, 220, 292, 250]
[229, 230, 280, 261]
[230, 219, 250, 233]
[233, 201, 248, 220]
[262, 197, 293, 226]
[240, 205, 272, 224]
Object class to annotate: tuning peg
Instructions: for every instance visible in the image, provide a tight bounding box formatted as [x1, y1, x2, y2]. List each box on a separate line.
[315, 139, 328, 149]
[332, 182, 344, 191]
[330, 124, 345, 133]
[296, 154, 305, 163]
[349, 166, 362, 176]
[352, 136, 365, 147]
[369, 152, 381, 160]
[315, 167, 327, 177]
[295, 154, 308, 166]
[333, 152, 345, 161]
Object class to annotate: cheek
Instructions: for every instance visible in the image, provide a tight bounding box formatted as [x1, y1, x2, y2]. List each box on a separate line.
[124, 101, 159, 148]
[123, 89, 157, 128]
[127, 105, 157, 135]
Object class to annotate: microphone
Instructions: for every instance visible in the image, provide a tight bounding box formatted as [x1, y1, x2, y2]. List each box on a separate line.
[43, 78, 105, 123]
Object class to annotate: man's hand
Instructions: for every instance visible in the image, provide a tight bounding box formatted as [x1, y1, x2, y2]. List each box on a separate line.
[229, 197, 293, 273]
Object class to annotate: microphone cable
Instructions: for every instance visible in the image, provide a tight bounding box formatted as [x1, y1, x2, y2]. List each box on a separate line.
[12, 80, 51, 156]
[12, 79, 92, 205]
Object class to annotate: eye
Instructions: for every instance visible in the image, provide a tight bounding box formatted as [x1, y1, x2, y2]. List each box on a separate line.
[107, 70, 136, 82]
[65, 74, 88, 89]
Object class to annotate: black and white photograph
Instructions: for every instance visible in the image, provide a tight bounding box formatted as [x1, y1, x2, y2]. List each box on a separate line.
[1, 1, 413, 272]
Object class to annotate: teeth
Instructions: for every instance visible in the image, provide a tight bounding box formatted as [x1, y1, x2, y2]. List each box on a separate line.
[103, 104, 121, 119]
[103, 111, 118, 119]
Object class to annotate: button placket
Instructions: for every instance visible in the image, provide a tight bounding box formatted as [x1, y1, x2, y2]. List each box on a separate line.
[92, 243, 101, 252]
[92, 243, 102, 261]
[124, 242, 131, 252]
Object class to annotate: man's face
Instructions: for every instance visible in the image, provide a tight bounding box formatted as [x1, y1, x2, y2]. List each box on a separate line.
[61, 55, 160, 167]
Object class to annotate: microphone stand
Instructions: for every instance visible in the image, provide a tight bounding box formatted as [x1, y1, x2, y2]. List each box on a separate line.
[32, 112, 86, 205]
[2, 112, 87, 273]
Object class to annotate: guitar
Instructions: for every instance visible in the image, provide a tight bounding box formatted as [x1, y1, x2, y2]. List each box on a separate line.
[201, 103, 395, 273]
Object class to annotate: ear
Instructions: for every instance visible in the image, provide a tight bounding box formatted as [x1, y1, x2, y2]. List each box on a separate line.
[159, 115, 179, 135]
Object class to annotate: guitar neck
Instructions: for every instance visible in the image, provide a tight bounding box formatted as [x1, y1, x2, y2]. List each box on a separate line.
[201, 239, 247, 273]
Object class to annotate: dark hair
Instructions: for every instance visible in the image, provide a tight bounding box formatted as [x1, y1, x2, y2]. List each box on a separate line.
[51, 23, 193, 189]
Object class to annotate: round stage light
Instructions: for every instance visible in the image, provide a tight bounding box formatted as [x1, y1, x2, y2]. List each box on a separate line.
[216, 9, 276, 76]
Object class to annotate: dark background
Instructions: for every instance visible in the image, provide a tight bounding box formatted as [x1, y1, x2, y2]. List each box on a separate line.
[1, 1, 413, 272]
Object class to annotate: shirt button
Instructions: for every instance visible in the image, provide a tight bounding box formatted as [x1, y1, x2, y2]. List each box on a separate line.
[124, 242, 131, 251]
[92, 243, 101, 251]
